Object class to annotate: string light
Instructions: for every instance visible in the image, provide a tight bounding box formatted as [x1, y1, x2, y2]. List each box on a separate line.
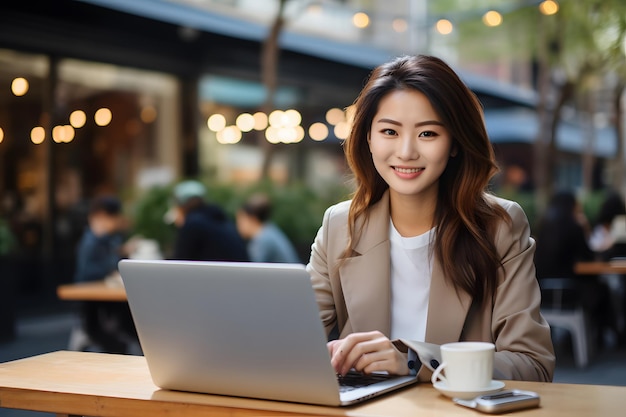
[207, 114, 226, 132]
[309, 122, 329, 141]
[235, 113, 255, 132]
[70, 110, 86, 128]
[94, 108, 112, 126]
[539, 0, 559, 15]
[30, 126, 45, 144]
[436, 19, 454, 35]
[483, 11, 503, 27]
[253, 112, 268, 130]
[325, 108, 345, 125]
[11, 77, 29, 96]
[353, 12, 370, 28]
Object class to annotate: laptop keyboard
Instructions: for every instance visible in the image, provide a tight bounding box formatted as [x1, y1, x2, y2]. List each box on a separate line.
[337, 371, 392, 393]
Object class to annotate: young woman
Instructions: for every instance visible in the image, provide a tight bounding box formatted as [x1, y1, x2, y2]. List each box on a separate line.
[306, 55, 555, 382]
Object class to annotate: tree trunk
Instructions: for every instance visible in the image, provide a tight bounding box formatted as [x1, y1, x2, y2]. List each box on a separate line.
[612, 83, 625, 191]
[580, 88, 596, 194]
[547, 80, 575, 193]
[259, 0, 288, 180]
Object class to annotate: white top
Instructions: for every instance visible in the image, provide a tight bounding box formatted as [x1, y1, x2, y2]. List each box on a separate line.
[389, 219, 434, 342]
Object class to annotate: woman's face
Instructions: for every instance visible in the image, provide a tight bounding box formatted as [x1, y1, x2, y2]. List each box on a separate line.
[368, 89, 454, 203]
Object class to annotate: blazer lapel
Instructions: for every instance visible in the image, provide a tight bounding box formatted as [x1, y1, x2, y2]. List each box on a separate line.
[425, 259, 473, 344]
[338, 193, 392, 336]
[335, 190, 474, 343]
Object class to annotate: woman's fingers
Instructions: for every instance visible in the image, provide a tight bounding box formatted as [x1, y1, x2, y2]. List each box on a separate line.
[329, 331, 408, 376]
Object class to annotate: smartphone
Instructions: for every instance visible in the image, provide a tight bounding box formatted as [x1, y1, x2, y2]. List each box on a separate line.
[453, 389, 540, 413]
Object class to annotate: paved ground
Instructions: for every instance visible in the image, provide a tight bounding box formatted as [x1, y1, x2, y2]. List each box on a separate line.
[1, 311, 625, 416]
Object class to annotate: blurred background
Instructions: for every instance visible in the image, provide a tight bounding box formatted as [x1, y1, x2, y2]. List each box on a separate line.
[2, 0, 626, 393]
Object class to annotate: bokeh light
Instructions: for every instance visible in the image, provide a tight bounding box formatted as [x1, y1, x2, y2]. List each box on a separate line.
[0, 127, 4, 143]
[94, 108, 112, 126]
[52, 125, 75, 143]
[11, 77, 29, 96]
[483, 11, 503, 27]
[265, 126, 280, 144]
[253, 112, 268, 130]
[69, 110, 87, 128]
[269, 110, 288, 127]
[30, 126, 45, 144]
[353, 12, 370, 29]
[235, 113, 255, 132]
[207, 114, 226, 132]
[284, 109, 302, 127]
[539, 0, 559, 15]
[216, 125, 242, 144]
[334, 121, 350, 140]
[436, 19, 454, 35]
[294, 125, 305, 143]
[325, 108, 345, 125]
[309, 122, 329, 141]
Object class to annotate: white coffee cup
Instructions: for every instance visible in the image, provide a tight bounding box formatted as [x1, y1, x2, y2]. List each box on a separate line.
[430, 341, 495, 391]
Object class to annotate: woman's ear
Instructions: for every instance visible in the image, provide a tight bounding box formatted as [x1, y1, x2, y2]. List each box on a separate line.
[450, 144, 458, 157]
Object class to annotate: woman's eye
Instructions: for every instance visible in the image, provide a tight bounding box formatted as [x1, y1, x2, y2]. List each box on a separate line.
[419, 130, 437, 138]
[381, 128, 397, 136]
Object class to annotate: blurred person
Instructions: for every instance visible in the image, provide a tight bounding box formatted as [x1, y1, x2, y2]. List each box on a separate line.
[589, 191, 626, 345]
[589, 191, 626, 259]
[74, 196, 125, 283]
[71, 195, 139, 354]
[306, 55, 554, 382]
[534, 191, 594, 279]
[236, 193, 300, 263]
[169, 180, 248, 262]
[534, 190, 616, 349]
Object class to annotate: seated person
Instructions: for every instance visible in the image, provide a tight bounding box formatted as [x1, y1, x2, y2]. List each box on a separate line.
[169, 180, 249, 262]
[306, 55, 555, 382]
[71, 195, 138, 354]
[236, 193, 301, 263]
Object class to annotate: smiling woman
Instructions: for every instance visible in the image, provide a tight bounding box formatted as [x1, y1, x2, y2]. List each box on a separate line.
[368, 89, 454, 235]
[306, 55, 555, 384]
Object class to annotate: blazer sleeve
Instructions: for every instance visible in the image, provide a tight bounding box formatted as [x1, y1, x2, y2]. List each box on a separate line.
[490, 199, 555, 382]
[306, 203, 339, 337]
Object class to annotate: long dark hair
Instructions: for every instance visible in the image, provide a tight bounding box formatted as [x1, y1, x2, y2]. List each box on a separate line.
[343, 55, 509, 306]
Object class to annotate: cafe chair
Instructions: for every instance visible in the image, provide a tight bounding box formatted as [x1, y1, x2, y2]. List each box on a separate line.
[539, 277, 589, 368]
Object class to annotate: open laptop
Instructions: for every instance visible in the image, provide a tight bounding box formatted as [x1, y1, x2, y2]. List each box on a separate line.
[118, 259, 418, 406]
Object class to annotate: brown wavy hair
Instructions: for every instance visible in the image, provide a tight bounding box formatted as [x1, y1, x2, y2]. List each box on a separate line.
[344, 55, 509, 306]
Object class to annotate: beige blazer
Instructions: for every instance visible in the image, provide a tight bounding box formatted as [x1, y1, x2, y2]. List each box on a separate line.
[306, 191, 555, 382]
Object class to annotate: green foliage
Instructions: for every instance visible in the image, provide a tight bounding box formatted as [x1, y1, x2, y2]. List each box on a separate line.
[0, 218, 15, 256]
[229, 180, 350, 249]
[130, 185, 176, 254]
[582, 190, 609, 226]
[129, 180, 352, 259]
[494, 189, 538, 231]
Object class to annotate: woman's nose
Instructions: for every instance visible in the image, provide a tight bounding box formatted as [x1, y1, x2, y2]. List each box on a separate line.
[397, 135, 419, 160]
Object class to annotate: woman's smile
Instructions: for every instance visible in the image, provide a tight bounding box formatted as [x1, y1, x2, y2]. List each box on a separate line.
[393, 166, 425, 178]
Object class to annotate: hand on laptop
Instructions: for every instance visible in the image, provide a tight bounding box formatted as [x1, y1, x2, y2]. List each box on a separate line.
[327, 331, 410, 377]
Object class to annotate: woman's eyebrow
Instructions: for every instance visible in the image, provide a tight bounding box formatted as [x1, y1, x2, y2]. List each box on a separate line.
[375, 118, 444, 127]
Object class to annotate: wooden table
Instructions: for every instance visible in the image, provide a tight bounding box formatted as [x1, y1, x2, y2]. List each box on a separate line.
[57, 280, 127, 302]
[574, 261, 626, 275]
[1, 351, 625, 417]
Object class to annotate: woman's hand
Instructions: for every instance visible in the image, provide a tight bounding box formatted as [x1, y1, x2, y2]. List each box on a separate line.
[327, 331, 409, 376]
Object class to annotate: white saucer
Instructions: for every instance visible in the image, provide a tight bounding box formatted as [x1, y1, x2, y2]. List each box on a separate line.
[433, 380, 505, 400]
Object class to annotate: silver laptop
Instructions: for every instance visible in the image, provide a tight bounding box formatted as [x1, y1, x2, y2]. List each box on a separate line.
[118, 259, 418, 406]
